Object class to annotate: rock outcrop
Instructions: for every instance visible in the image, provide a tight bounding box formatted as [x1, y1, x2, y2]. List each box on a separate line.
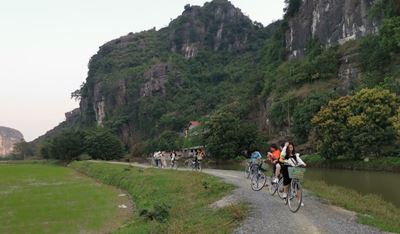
[167, 0, 256, 57]
[286, 0, 379, 59]
[0, 127, 23, 157]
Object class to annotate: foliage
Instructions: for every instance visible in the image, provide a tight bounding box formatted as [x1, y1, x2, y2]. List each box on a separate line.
[292, 91, 335, 143]
[360, 17, 400, 73]
[312, 88, 400, 159]
[369, 0, 400, 19]
[275, 46, 339, 88]
[84, 127, 124, 160]
[39, 127, 123, 161]
[11, 140, 34, 159]
[203, 106, 262, 160]
[47, 129, 86, 161]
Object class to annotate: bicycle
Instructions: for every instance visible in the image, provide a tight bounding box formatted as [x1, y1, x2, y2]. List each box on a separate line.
[267, 172, 284, 198]
[251, 169, 267, 191]
[185, 159, 193, 169]
[170, 159, 178, 169]
[191, 160, 202, 171]
[286, 166, 306, 213]
[245, 161, 251, 178]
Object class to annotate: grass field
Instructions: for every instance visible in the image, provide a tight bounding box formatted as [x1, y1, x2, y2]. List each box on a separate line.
[70, 161, 247, 234]
[0, 164, 130, 234]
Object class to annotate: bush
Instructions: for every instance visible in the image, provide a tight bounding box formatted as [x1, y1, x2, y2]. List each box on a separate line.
[84, 128, 124, 160]
[312, 88, 400, 159]
[47, 129, 86, 161]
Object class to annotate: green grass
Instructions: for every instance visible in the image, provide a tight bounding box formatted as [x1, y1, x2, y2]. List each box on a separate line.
[70, 161, 247, 234]
[302, 154, 400, 172]
[304, 180, 400, 233]
[0, 164, 128, 234]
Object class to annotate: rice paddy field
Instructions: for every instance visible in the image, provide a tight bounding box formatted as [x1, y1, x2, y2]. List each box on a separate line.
[0, 163, 131, 234]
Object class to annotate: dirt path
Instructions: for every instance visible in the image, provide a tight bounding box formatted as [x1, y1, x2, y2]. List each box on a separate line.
[92, 161, 387, 234]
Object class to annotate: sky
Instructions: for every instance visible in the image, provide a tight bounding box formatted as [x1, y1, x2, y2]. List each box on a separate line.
[0, 0, 285, 141]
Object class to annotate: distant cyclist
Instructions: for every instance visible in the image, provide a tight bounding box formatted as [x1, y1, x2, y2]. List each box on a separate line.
[170, 151, 177, 168]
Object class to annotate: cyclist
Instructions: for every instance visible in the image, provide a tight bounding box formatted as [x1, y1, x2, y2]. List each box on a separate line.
[170, 151, 177, 168]
[193, 149, 204, 170]
[250, 150, 262, 164]
[267, 144, 281, 183]
[279, 142, 306, 199]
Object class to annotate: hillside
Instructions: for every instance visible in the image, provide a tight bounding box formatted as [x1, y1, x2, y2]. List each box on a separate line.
[36, 0, 400, 157]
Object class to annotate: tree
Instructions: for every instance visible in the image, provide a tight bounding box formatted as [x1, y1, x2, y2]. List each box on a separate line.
[84, 127, 124, 160]
[312, 88, 399, 159]
[203, 108, 262, 160]
[48, 129, 86, 161]
[12, 140, 34, 159]
[156, 130, 180, 151]
[292, 92, 333, 143]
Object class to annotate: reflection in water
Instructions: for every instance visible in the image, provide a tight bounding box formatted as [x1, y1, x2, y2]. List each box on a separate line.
[304, 168, 400, 208]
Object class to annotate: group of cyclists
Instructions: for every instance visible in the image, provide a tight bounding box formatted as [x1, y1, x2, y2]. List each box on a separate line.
[250, 142, 306, 200]
[152, 149, 205, 170]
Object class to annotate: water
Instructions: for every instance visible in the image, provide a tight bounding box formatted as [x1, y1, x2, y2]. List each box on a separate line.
[304, 168, 400, 208]
[207, 160, 400, 207]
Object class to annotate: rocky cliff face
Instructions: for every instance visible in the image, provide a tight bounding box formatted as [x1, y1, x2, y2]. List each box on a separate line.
[0, 127, 23, 157]
[286, 0, 379, 59]
[74, 0, 265, 146]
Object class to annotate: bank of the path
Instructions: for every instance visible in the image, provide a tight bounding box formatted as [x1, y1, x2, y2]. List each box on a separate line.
[93, 161, 387, 234]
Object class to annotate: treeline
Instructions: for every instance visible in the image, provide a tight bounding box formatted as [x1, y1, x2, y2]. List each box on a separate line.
[11, 127, 124, 161]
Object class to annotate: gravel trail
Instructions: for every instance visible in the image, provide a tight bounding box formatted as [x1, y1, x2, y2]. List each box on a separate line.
[92, 161, 387, 234]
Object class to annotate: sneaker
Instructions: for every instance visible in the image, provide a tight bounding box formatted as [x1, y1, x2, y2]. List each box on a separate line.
[282, 193, 287, 199]
[301, 202, 304, 207]
[272, 177, 278, 183]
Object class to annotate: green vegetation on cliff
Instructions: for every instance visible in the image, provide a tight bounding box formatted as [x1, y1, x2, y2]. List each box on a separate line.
[36, 0, 400, 161]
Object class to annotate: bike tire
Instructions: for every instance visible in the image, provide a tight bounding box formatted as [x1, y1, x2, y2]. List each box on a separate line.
[268, 176, 278, 195]
[251, 172, 266, 191]
[245, 166, 250, 179]
[277, 178, 285, 200]
[288, 181, 303, 213]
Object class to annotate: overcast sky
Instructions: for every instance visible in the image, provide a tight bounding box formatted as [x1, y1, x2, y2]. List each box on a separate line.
[0, 0, 285, 141]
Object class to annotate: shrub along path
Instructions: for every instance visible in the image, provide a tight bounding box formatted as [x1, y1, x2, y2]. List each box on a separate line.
[91, 161, 388, 234]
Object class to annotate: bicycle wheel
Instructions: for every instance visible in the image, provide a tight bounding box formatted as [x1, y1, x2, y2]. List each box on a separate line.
[288, 180, 303, 213]
[277, 178, 285, 200]
[250, 164, 258, 178]
[186, 160, 192, 169]
[251, 172, 266, 191]
[245, 165, 250, 179]
[268, 176, 278, 195]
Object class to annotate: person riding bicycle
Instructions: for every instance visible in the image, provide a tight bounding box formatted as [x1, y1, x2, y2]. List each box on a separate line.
[170, 151, 177, 168]
[267, 144, 281, 183]
[279, 142, 306, 199]
[250, 150, 262, 165]
[194, 149, 204, 169]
